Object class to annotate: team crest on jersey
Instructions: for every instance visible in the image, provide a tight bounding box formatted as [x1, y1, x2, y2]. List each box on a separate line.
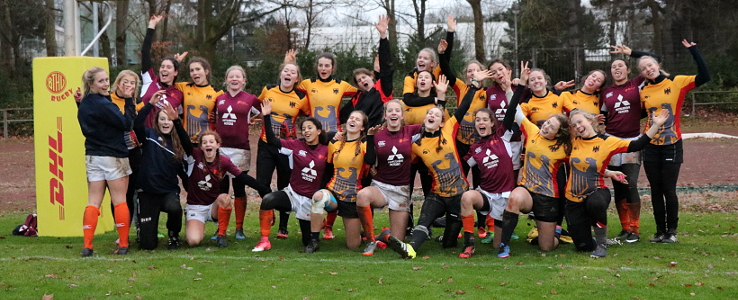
[206, 94, 212, 99]
[482, 149, 499, 169]
[197, 162, 205, 170]
[378, 140, 386, 147]
[218, 100, 225, 105]
[289, 101, 297, 108]
[664, 87, 671, 95]
[298, 150, 308, 157]
[489, 94, 497, 100]
[475, 147, 482, 154]
[592, 146, 600, 152]
[333, 88, 339, 94]
[549, 144, 560, 152]
[552, 103, 558, 108]
[198, 174, 212, 191]
[423, 149, 429, 155]
[311, 88, 318, 94]
[222, 105, 237, 125]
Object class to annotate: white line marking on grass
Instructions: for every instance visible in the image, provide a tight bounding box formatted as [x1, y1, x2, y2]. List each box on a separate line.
[683, 132, 738, 139]
[0, 255, 708, 275]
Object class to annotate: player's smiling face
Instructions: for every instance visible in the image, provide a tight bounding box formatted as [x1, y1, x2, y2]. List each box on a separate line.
[489, 62, 510, 85]
[540, 117, 561, 140]
[611, 59, 629, 83]
[317, 57, 334, 80]
[639, 57, 660, 80]
[570, 113, 595, 138]
[466, 62, 483, 82]
[280, 64, 299, 89]
[302, 120, 321, 145]
[200, 134, 220, 162]
[416, 71, 433, 93]
[583, 71, 605, 93]
[416, 50, 435, 72]
[474, 111, 494, 137]
[384, 101, 403, 130]
[346, 112, 365, 135]
[226, 69, 246, 92]
[424, 107, 444, 132]
[159, 59, 178, 85]
[157, 110, 173, 135]
[90, 71, 110, 96]
[190, 62, 209, 85]
[528, 70, 547, 94]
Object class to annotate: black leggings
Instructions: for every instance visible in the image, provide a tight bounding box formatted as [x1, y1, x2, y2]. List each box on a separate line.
[410, 194, 462, 250]
[260, 191, 311, 246]
[611, 163, 641, 204]
[256, 140, 290, 228]
[137, 191, 182, 250]
[644, 161, 681, 233]
[565, 188, 611, 252]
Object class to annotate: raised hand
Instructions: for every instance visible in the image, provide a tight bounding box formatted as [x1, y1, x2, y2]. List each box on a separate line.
[437, 39, 448, 54]
[375, 14, 389, 39]
[367, 124, 385, 135]
[446, 15, 456, 32]
[609, 45, 632, 56]
[150, 90, 166, 105]
[473, 69, 494, 83]
[260, 99, 273, 116]
[652, 108, 670, 126]
[519, 61, 530, 85]
[148, 15, 163, 29]
[283, 49, 298, 64]
[174, 51, 188, 63]
[162, 102, 179, 121]
[554, 80, 575, 91]
[374, 55, 380, 73]
[434, 74, 449, 94]
[682, 39, 696, 48]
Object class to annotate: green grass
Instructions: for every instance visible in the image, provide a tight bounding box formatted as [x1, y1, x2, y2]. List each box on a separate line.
[1, 207, 736, 299]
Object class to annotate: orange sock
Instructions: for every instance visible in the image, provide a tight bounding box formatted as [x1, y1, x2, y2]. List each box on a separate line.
[326, 210, 338, 229]
[259, 210, 274, 237]
[486, 215, 495, 231]
[461, 214, 475, 233]
[357, 206, 375, 242]
[629, 202, 641, 235]
[217, 206, 232, 236]
[82, 205, 100, 249]
[615, 201, 630, 232]
[234, 197, 247, 229]
[113, 202, 130, 248]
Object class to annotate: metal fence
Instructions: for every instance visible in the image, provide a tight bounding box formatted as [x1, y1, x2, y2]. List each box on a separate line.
[1, 108, 33, 138]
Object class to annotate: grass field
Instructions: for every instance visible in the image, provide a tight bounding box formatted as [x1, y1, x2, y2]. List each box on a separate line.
[1, 205, 737, 300]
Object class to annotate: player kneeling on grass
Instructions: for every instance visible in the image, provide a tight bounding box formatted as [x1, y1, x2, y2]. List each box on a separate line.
[458, 106, 517, 258]
[184, 131, 269, 248]
[252, 101, 331, 252]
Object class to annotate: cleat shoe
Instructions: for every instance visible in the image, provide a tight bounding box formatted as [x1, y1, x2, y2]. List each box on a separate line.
[252, 238, 272, 252]
[511, 232, 519, 240]
[374, 227, 391, 243]
[478, 227, 487, 238]
[114, 247, 129, 255]
[625, 232, 640, 243]
[215, 235, 228, 248]
[481, 232, 495, 244]
[304, 239, 320, 254]
[458, 246, 475, 258]
[167, 236, 181, 250]
[323, 228, 334, 240]
[376, 241, 387, 249]
[649, 232, 665, 243]
[277, 227, 289, 239]
[211, 231, 218, 240]
[81, 248, 94, 257]
[497, 243, 510, 258]
[235, 229, 246, 240]
[115, 238, 120, 245]
[615, 230, 630, 241]
[362, 241, 380, 256]
[606, 238, 622, 246]
[387, 236, 416, 259]
[590, 243, 607, 258]
[662, 232, 678, 243]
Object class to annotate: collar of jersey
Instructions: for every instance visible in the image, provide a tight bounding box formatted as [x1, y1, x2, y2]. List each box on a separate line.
[422, 130, 441, 138]
[316, 76, 334, 83]
[532, 89, 549, 98]
[647, 74, 667, 85]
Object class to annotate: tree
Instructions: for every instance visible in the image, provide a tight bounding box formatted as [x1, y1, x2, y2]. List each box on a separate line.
[0, 0, 45, 76]
[44, 0, 57, 56]
[466, 0, 484, 62]
[115, 0, 129, 66]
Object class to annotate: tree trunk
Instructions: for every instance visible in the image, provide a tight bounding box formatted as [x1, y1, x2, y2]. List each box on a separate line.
[304, 0, 313, 49]
[115, 0, 129, 66]
[608, 1, 617, 61]
[661, 0, 677, 66]
[161, 0, 172, 42]
[98, 5, 112, 62]
[467, 0, 485, 62]
[412, 0, 426, 46]
[383, 0, 398, 63]
[647, 0, 663, 57]
[45, 0, 57, 56]
[567, 0, 583, 78]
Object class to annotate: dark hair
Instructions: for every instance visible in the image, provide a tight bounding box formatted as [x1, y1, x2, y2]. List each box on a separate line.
[197, 130, 223, 180]
[415, 105, 448, 153]
[487, 58, 511, 70]
[188, 56, 212, 84]
[577, 69, 608, 94]
[413, 70, 437, 97]
[352, 68, 373, 86]
[155, 109, 185, 162]
[300, 117, 328, 145]
[550, 114, 572, 156]
[161, 55, 180, 82]
[473, 108, 499, 134]
[316, 52, 336, 75]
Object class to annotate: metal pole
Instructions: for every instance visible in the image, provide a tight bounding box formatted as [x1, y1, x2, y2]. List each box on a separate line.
[514, 13, 518, 68]
[92, 2, 99, 57]
[63, 0, 78, 56]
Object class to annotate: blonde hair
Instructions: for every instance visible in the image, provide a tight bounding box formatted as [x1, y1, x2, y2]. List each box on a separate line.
[224, 65, 247, 90]
[569, 109, 605, 135]
[638, 56, 670, 77]
[110, 70, 140, 96]
[81, 67, 107, 96]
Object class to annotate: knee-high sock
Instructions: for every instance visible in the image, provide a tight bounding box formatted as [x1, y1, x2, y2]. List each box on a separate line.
[358, 206, 375, 242]
[461, 214, 475, 247]
[628, 202, 641, 235]
[217, 206, 232, 236]
[113, 202, 130, 248]
[615, 200, 630, 232]
[325, 210, 338, 229]
[279, 210, 289, 229]
[234, 197, 247, 230]
[83, 205, 100, 249]
[500, 210, 519, 246]
[486, 215, 495, 231]
[594, 225, 607, 245]
[259, 210, 273, 238]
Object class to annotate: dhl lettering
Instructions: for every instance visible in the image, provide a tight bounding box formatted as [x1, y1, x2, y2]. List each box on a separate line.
[50, 89, 74, 102]
[48, 117, 65, 220]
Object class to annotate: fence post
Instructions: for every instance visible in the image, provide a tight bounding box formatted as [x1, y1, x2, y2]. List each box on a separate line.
[3, 109, 7, 138]
[691, 93, 696, 117]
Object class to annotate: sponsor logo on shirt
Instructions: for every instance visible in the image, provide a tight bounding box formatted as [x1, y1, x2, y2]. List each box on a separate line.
[387, 146, 404, 167]
[222, 105, 238, 126]
[198, 174, 212, 191]
[301, 160, 318, 182]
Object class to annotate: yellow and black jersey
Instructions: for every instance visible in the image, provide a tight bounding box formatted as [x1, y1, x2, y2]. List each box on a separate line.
[327, 139, 368, 203]
[412, 116, 469, 197]
[298, 78, 357, 132]
[520, 90, 563, 127]
[565, 134, 631, 202]
[518, 117, 568, 198]
[175, 82, 223, 142]
[258, 84, 310, 142]
[450, 79, 487, 145]
[402, 66, 442, 95]
[561, 90, 600, 115]
[640, 75, 696, 146]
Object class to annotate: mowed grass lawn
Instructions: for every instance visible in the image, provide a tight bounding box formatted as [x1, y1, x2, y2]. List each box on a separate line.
[1, 206, 736, 299]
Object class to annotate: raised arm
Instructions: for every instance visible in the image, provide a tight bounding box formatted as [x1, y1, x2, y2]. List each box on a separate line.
[260, 101, 282, 148]
[141, 15, 163, 72]
[376, 15, 394, 97]
[682, 40, 710, 86]
[627, 109, 670, 151]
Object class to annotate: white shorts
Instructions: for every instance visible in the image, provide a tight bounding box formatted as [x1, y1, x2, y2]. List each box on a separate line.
[284, 185, 312, 220]
[219, 147, 251, 172]
[85, 156, 132, 181]
[510, 141, 523, 171]
[372, 180, 412, 212]
[608, 136, 641, 167]
[185, 203, 216, 224]
[477, 188, 510, 222]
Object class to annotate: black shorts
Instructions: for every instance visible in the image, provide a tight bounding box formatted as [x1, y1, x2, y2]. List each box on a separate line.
[337, 200, 358, 219]
[528, 189, 559, 223]
[643, 140, 683, 164]
[427, 193, 462, 219]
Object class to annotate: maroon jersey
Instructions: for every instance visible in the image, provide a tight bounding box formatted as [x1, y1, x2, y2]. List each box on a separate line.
[486, 84, 522, 142]
[464, 131, 516, 193]
[372, 124, 422, 185]
[186, 148, 242, 206]
[279, 139, 329, 198]
[138, 68, 184, 128]
[601, 76, 645, 138]
[214, 91, 260, 150]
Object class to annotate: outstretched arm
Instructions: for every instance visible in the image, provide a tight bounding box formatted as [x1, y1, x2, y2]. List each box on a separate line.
[682, 40, 710, 86]
[376, 15, 394, 97]
[141, 15, 163, 72]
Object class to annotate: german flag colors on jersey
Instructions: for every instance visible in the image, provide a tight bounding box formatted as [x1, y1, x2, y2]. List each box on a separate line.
[518, 118, 568, 198]
[565, 134, 631, 202]
[298, 78, 357, 133]
[175, 82, 222, 142]
[561, 90, 600, 115]
[520, 90, 563, 127]
[640, 75, 696, 146]
[258, 84, 310, 142]
[327, 139, 368, 203]
[412, 117, 469, 197]
[450, 79, 487, 145]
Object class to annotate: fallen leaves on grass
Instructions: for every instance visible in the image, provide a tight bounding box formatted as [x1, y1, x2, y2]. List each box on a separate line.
[412, 266, 422, 270]
[42, 294, 53, 300]
[44, 274, 59, 279]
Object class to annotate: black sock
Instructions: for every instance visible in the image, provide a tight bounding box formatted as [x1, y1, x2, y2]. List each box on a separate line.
[310, 232, 319, 241]
[501, 210, 519, 245]
[464, 232, 475, 247]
